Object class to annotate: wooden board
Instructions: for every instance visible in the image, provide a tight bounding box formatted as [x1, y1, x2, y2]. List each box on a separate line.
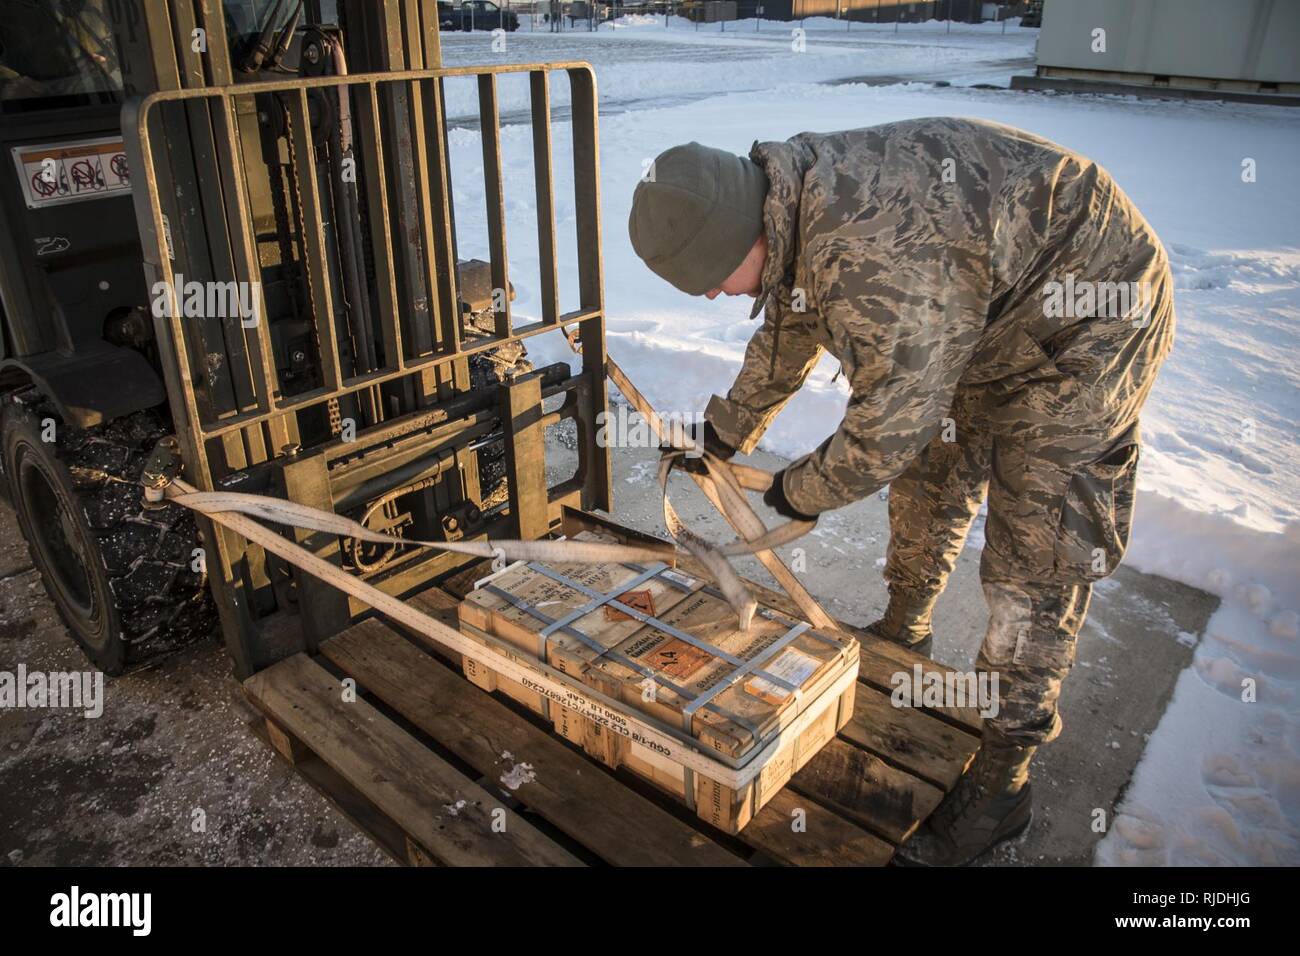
[330, 600, 895, 866]
[244, 653, 582, 867]
[318, 617, 747, 867]
[790, 738, 945, 844]
[743, 789, 895, 867]
[247, 718, 412, 866]
[837, 688, 980, 791]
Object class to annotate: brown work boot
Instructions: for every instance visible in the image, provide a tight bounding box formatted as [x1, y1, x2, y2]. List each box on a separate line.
[893, 730, 1036, 866]
[865, 585, 937, 658]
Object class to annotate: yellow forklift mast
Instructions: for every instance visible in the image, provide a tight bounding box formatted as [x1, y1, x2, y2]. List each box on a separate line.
[0, 0, 611, 678]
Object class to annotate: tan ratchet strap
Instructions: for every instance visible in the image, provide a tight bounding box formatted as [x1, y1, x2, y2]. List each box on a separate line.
[167, 340, 837, 633]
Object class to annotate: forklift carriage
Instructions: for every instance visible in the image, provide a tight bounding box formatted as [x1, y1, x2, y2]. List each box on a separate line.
[1, 0, 611, 678]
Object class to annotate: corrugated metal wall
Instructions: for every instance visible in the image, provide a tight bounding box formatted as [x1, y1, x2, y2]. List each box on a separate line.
[1036, 0, 1300, 84]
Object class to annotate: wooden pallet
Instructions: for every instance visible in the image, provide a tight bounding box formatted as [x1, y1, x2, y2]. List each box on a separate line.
[243, 536, 984, 866]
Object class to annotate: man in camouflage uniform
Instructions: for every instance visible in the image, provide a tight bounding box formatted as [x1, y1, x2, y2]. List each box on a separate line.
[628, 118, 1174, 865]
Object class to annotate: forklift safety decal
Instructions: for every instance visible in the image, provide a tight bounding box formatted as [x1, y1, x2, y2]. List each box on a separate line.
[11, 136, 131, 209]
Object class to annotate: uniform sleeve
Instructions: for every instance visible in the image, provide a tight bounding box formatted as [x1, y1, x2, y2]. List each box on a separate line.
[704, 302, 824, 455]
[780, 242, 970, 515]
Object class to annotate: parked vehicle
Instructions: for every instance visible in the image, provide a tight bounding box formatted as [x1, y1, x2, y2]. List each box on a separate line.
[449, 1, 521, 31]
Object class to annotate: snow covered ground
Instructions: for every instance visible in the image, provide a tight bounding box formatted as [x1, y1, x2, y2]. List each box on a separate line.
[438, 16, 1037, 120]
[439, 17, 1300, 865]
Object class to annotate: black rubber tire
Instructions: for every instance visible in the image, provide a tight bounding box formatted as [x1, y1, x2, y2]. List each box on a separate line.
[0, 398, 217, 674]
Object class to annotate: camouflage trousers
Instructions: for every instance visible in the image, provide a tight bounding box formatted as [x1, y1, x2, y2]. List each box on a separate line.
[883, 385, 1146, 746]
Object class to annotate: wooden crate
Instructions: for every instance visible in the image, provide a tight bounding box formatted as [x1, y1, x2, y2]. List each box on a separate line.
[242, 523, 986, 866]
[454, 551, 859, 834]
[456, 531, 700, 715]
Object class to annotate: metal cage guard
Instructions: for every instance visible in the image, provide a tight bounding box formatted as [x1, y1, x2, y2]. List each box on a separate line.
[122, 63, 612, 677]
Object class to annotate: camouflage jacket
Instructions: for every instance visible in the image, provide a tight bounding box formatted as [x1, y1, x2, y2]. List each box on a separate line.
[705, 117, 1174, 515]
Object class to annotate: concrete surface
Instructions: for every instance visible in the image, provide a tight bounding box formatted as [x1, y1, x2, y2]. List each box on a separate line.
[0, 421, 1216, 867]
[0, 518, 390, 867]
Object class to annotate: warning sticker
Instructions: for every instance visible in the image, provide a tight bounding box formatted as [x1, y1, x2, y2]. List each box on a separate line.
[603, 589, 656, 623]
[11, 136, 131, 209]
[639, 637, 714, 681]
[744, 648, 820, 706]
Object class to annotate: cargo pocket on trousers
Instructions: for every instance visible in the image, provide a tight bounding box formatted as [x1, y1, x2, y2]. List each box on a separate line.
[1054, 428, 1140, 581]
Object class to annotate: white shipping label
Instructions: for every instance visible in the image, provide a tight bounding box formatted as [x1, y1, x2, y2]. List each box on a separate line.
[659, 569, 698, 590]
[744, 648, 820, 704]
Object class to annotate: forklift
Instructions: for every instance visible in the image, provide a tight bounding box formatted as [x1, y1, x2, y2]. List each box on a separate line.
[0, 0, 611, 678]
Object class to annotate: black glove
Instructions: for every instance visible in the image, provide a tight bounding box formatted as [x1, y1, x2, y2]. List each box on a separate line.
[661, 421, 734, 476]
[763, 470, 819, 522]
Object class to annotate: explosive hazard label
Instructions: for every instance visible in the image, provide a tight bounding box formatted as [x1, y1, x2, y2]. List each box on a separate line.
[11, 136, 131, 209]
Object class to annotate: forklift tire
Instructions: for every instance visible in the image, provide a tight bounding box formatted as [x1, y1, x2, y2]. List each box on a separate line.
[1, 398, 217, 675]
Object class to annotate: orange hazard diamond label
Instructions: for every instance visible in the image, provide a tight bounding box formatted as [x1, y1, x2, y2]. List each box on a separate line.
[604, 589, 655, 622]
[643, 638, 714, 681]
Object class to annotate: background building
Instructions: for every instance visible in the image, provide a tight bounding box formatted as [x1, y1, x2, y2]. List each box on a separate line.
[1022, 0, 1300, 98]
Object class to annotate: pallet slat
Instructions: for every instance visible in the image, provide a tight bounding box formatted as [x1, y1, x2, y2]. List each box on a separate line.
[856, 640, 986, 735]
[742, 790, 895, 867]
[244, 653, 582, 867]
[248, 719, 410, 866]
[320, 618, 748, 867]
[790, 738, 945, 844]
[837, 689, 980, 791]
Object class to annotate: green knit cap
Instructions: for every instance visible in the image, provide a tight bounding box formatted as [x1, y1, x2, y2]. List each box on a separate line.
[628, 142, 768, 296]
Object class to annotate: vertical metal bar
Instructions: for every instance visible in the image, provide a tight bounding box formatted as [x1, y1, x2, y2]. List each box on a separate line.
[126, 93, 260, 680]
[126, 1, 246, 426]
[567, 66, 612, 512]
[359, 82, 403, 370]
[417, 0, 442, 68]
[423, 76, 462, 356]
[403, 79, 447, 357]
[196, 0, 234, 85]
[197, 1, 284, 476]
[374, 71, 433, 359]
[126, 100, 210, 486]
[501, 374, 549, 541]
[530, 70, 559, 326]
[288, 88, 343, 391]
[213, 93, 279, 414]
[569, 67, 604, 313]
[478, 73, 511, 339]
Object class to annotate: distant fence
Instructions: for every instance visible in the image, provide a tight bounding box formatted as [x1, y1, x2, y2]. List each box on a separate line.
[448, 1, 1028, 33]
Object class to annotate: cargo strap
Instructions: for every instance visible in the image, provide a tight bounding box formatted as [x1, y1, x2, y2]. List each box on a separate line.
[170, 444, 791, 630]
[164, 338, 837, 632]
[165, 475, 857, 790]
[596, 348, 840, 635]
